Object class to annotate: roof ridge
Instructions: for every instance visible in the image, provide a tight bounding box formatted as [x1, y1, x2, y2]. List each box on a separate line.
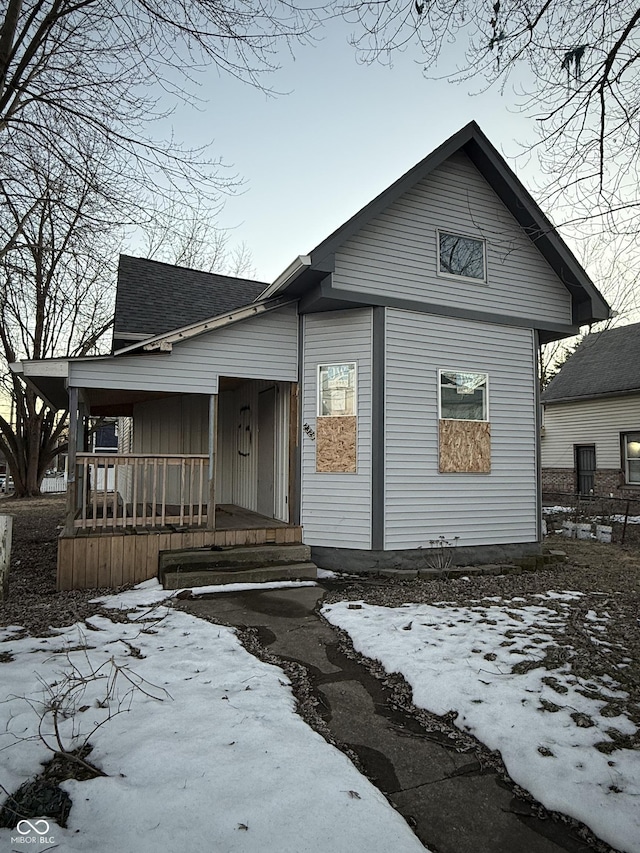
[118, 253, 267, 286]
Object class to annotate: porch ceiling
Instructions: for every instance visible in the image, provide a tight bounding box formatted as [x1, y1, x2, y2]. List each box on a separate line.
[85, 388, 177, 416]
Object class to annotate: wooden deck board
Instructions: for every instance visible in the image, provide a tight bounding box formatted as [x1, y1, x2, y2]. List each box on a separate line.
[57, 505, 303, 590]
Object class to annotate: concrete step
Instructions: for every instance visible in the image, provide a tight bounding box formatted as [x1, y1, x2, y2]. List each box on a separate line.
[162, 562, 318, 590]
[159, 543, 312, 573]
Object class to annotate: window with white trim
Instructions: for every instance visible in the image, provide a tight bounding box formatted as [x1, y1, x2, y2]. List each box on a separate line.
[318, 363, 356, 416]
[439, 370, 488, 421]
[438, 231, 486, 281]
[623, 432, 640, 484]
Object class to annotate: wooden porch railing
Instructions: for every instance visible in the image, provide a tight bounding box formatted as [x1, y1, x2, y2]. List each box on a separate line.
[73, 453, 209, 531]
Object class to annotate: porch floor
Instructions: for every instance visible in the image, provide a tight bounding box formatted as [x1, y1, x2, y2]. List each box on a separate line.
[73, 503, 293, 535]
[215, 504, 290, 530]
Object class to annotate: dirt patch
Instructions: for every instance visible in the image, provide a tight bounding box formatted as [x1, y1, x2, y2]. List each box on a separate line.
[0, 495, 124, 636]
[0, 746, 103, 830]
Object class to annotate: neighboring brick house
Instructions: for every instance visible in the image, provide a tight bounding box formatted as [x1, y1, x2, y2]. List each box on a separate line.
[541, 323, 640, 499]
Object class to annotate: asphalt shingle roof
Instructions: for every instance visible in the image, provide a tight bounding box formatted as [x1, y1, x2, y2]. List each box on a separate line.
[542, 323, 640, 403]
[112, 255, 267, 350]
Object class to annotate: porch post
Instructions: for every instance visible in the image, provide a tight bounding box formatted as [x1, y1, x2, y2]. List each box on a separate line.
[207, 394, 218, 528]
[63, 387, 79, 535]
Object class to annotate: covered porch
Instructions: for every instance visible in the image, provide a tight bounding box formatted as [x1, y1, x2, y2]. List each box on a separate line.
[56, 377, 300, 589]
[13, 299, 302, 589]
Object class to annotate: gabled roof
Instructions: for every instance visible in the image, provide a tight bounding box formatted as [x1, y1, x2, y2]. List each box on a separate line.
[259, 122, 609, 326]
[113, 296, 294, 355]
[112, 255, 267, 351]
[542, 323, 640, 404]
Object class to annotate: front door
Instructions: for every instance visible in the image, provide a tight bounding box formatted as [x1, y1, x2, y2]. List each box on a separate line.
[257, 387, 276, 518]
[575, 445, 596, 495]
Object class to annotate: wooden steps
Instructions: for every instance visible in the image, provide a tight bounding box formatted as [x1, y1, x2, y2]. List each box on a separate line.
[159, 543, 318, 589]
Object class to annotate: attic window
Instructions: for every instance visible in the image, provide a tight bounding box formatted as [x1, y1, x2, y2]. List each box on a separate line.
[438, 231, 486, 281]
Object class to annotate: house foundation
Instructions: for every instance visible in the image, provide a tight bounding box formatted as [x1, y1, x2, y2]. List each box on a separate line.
[311, 541, 542, 575]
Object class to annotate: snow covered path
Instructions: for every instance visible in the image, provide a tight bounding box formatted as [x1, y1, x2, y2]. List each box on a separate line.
[0, 586, 428, 853]
[323, 594, 639, 853]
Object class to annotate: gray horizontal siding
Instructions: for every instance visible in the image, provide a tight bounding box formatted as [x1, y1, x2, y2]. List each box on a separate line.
[385, 309, 538, 548]
[70, 305, 298, 394]
[542, 395, 640, 469]
[334, 152, 571, 327]
[301, 309, 372, 549]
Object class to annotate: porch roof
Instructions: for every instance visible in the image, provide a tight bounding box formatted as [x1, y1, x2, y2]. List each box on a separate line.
[12, 299, 299, 412]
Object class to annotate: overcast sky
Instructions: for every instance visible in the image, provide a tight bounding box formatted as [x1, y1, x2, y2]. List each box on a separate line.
[152, 20, 541, 283]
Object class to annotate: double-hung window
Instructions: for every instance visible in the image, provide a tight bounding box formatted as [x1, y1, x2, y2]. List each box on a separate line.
[623, 432, 640, 485]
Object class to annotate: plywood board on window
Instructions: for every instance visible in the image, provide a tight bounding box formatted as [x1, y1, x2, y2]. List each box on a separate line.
[439, 419, 491, 473]
[316, 416, 357, 473]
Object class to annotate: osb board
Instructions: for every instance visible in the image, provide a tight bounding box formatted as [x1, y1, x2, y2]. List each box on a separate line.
[316, 416, 357, 473]
[57, 526, 304, 590]
[439, 419, 491, 473]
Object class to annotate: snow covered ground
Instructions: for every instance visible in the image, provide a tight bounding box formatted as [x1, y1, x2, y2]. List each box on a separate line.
[323, 594, 639, 853]
[0, 583, 428, 853]
[543, 505, 640, 525]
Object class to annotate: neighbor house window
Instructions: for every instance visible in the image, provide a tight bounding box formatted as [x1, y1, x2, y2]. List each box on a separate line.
[623, 432, 640, 484]
[439, 370, 488, 421]
[438, 231, 486, 281]
[318, 363, 356, 416]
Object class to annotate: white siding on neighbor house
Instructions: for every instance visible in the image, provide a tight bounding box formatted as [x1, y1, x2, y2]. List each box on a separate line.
[301, 309, 373, 549]
[334, 152, 572, 327]
[385, 309, 538, 549]
[69, 305, 298, 394]
[542, 395, 640, 469]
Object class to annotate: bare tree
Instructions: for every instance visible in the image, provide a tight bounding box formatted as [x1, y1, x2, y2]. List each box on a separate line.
[135, 200, 256, 276]
[0, 139, 120, 496]
[0, 0, 325, 208]
[346, 0, 640, 232]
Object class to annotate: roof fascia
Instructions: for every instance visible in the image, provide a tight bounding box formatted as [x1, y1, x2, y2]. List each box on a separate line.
[113, 296, 297, 355]
[257, 256, 311, 301]
[12, 359, 70, 378]
[463, 133, 610, 324]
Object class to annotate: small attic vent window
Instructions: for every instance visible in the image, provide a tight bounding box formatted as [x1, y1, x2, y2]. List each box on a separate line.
[438, 231, 486, 281]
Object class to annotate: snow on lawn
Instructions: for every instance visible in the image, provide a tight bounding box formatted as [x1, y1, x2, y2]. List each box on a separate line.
[542, 505, 640, 525]
[323, 595, 639, 853]
[0, 586, 427, 853]
[92, 577, 318, 610]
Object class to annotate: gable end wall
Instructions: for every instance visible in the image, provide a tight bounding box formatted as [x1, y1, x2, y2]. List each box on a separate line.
[333, 152, 572, 327]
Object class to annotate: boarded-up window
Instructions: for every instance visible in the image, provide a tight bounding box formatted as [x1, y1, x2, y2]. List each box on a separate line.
[439, 419, 491, 473]
[317, 363, 357, 473]
[439, 370, 490, 473]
